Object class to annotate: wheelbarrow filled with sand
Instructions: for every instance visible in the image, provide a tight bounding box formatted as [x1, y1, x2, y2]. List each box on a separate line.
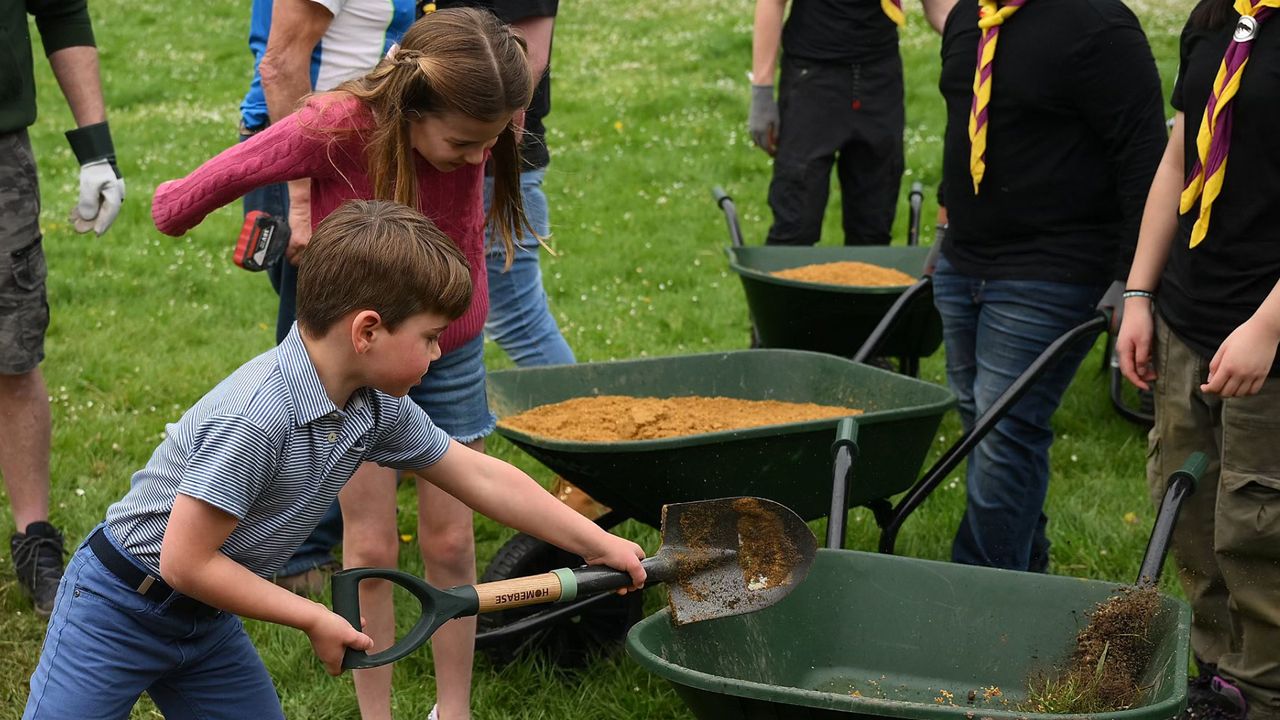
[715, 184, 943, 376]
[475, 349, 953, 665]
[625, 454, 1207, 720]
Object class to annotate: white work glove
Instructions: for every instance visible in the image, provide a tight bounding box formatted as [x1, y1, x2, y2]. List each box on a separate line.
[65, 121, 125, 237]
[748, 84, 780, 155]
[71, 159, 126, 236]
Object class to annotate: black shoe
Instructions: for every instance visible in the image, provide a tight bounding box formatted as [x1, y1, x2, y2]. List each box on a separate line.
[11, 522, 66, 617]
[1188, 658, 1219, 710]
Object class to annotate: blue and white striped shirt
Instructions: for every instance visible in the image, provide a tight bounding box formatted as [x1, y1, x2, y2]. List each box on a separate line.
[105, 325, 450, 578]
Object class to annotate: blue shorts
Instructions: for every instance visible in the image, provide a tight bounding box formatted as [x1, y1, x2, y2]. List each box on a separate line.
[407, 332, 495, 443]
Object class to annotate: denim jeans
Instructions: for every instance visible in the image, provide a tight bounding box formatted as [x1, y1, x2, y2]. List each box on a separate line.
[239, 127, 338, 577]
[933, 255, 1105, 572]
[24, 528, 282, 720]
[484, 167, 575, 366]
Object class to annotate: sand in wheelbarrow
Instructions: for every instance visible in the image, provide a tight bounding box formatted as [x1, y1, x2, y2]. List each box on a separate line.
[498, 395, 862, 442]
[771, 261, 917, 287]
[1021, 586, 1162, 714]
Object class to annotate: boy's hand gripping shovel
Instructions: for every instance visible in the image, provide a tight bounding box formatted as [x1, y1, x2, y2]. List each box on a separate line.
[332, 496, 817, 669]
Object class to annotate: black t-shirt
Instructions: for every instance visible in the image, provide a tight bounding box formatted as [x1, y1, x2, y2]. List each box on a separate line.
[937, 0, 1166, 284]
[431, 0, 557, 169]
[782, 0, 898, 64]
[1159, 6, 1280, 374]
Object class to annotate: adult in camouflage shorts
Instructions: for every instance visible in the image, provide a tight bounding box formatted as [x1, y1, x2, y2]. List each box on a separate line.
[2, 0, 125, 616]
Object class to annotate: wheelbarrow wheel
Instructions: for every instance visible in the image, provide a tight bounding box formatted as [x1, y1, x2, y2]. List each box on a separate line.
[477, 532, 643, 668]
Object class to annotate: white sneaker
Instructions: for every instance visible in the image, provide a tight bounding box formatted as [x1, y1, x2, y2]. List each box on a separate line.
[427, 705, 439, 720]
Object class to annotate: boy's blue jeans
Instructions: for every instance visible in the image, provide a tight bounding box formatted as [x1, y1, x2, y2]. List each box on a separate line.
[932, 256, 1105, 572]
[484, 167, 575, 367]
[24, 527, 283, 720]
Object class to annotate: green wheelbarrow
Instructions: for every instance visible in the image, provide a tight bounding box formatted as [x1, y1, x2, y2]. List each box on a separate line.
[626, 454, 1207, 720]
[715, 183, 943, 376]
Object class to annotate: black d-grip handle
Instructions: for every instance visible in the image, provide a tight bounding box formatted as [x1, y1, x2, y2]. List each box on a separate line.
[332, 567, 452, 671]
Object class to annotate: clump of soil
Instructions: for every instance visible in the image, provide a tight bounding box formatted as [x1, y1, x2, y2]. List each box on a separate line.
[732, 497, 798, 592]
[1021, 587, 1161, 714]
[772, 261, 917, 287]
[499, 395, 862, 442]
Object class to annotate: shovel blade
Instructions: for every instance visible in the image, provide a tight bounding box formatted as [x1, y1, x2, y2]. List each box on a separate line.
[659, 496, 816, 626]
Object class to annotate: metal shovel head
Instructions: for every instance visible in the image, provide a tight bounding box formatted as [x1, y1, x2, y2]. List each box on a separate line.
[659, 496, 816, 626]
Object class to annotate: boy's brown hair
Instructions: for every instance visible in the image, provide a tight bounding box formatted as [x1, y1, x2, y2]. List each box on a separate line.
[296, 199, 472, 336]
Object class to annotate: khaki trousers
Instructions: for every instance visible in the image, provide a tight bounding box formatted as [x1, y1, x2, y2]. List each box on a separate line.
[1148, 316, 1280, 720]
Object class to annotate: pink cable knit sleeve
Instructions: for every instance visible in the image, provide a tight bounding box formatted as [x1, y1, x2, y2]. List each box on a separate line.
[150, 109, 341, 237]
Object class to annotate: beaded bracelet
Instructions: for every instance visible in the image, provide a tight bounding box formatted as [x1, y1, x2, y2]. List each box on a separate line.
[1123, 290, 1155, 300]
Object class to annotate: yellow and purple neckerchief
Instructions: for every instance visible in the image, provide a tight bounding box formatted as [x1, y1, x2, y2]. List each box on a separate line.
[883, 0, 906, 26]
[968, 0, 1029, 195]
[1180, 0, 1279, 248]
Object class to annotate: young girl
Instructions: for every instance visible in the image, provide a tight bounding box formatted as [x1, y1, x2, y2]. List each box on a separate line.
[1117, 1, 1280, 718]
[152, 9, 534, 719]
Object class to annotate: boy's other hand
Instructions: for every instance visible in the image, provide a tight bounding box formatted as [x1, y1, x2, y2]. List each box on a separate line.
[584, 534, 647, 594]
[306, 605, 374, 675]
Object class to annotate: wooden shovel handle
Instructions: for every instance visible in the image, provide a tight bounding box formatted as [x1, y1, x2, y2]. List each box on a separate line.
[475, 571, 569, 613]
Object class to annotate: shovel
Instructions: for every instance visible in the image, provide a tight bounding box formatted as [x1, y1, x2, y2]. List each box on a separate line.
[332, 496, 817, 669]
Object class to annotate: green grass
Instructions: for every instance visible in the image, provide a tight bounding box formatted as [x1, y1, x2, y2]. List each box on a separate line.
[5, 0, 1187, 717]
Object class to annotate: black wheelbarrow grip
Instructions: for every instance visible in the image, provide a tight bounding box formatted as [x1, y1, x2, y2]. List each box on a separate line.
[1136, 451, 1207, 588]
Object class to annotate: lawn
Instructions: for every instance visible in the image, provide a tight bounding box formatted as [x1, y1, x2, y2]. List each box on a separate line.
[5, 0, 1187, 717]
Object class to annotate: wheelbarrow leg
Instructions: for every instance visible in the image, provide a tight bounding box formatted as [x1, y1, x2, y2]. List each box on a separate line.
[876, 312, 1110, 554]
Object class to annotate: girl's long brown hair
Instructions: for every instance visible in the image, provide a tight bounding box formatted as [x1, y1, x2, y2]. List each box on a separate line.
[316, 8, 535, 266]
[1189, 0, 1236, 29]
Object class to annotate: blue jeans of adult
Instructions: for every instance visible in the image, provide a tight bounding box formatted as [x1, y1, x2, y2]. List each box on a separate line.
[484, 167, 575, 366]
[239, 125, 340, 578]
[932, 255, 1105, 572]
[24, 528, 282, 719]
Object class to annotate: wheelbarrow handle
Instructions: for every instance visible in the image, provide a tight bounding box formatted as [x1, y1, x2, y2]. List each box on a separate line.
[851, 276, 933, 364]
[826, 417, 862, 550]
[711, 186, 746, 249]
[1136, 452, 1206, 588]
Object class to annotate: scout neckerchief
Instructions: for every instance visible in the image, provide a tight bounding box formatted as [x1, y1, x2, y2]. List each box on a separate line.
[968, 0, 1030, 194]
[883, 0, 906, 26]
[1180, 0, 1280, 248]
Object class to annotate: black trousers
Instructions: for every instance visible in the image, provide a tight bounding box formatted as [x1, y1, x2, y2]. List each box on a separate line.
[766, 53, 904, 246]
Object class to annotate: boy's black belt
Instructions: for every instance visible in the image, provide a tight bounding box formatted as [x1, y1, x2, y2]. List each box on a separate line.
[88, 529, 220, 619]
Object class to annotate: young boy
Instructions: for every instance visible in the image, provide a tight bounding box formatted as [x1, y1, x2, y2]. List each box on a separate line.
[22, 200, 646, 720]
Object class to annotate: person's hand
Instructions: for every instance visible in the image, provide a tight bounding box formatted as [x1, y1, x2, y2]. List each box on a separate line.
[1116, 297, 1157, 391]
[1201, 317, 1280, 397]
[286, 202, 313, 265]
[748, 84, 780, 156]
[583, 532, 646, 594]
[1097, 280, 1125, 333]
[70, 159, 126, 236]
[305, 605, 373, 676]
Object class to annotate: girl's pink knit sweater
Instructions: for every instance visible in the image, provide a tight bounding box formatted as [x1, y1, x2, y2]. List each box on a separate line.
[151, 97, 487, 356]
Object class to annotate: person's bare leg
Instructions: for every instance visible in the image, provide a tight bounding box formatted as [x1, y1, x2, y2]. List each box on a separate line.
[0, 368, 51, 530]
[417, 437, 481, 720]
[341, 462, 399, 720]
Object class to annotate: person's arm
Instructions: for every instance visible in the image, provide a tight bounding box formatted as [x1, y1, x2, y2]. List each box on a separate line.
[1200, 280, 1280, 397]
[749, 0, 787, 155]
[919, 0, 957, 34]
[151, 107, 334, 236]
[1116, 114, 1185, 391]
[510, 15, 554, 80]
[413, 443, 646, 588]
[159, 495, 373, 676]
[30, 0, 126, 236]
[260, 0, 334, 263]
